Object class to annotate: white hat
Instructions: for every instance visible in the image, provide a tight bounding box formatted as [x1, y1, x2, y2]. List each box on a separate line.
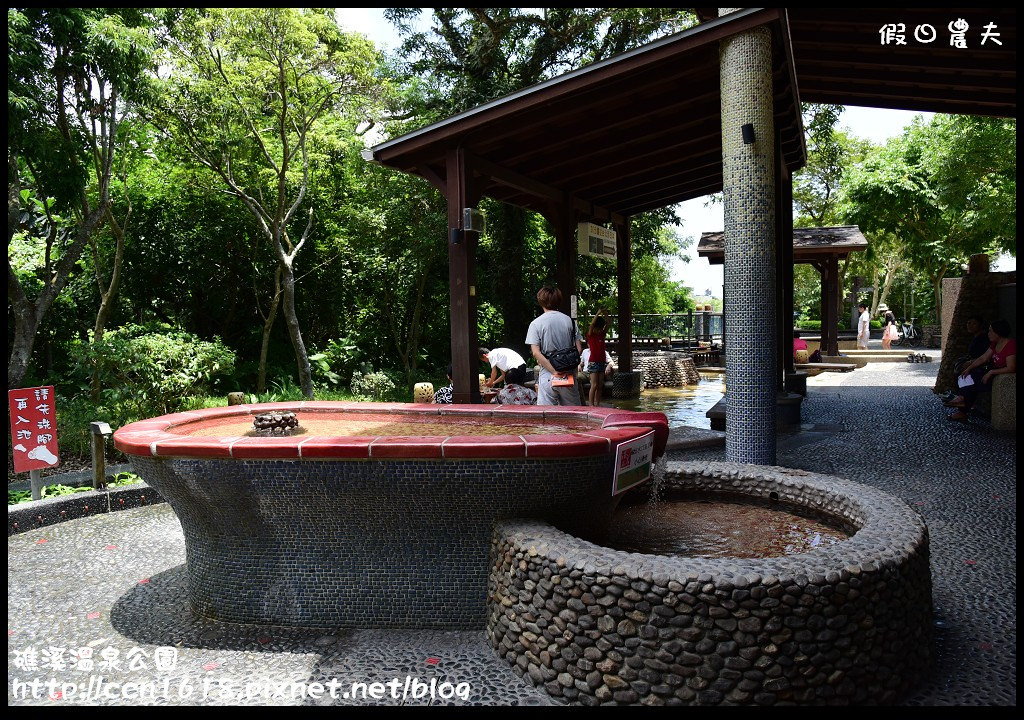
[877, 304, 889, 312]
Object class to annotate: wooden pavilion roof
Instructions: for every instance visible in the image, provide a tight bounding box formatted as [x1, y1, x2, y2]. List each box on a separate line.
[787, 8, 1015, 117]
[367, 8, 1015, 220]
[364, 8, 806, 222]
[698, 8, 1016, 117]
[698, 226, 869, 265]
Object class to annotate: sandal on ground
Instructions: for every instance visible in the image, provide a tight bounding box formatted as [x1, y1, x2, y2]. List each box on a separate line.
[947, 411, 969, 423]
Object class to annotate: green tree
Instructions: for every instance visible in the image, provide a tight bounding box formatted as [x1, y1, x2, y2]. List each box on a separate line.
[842, 115, 1016, 325]
[7, 8, 156, 388]
[793, 104, 846, 227]
[156, 8, 382, 397]
[792, 104, 874, 325]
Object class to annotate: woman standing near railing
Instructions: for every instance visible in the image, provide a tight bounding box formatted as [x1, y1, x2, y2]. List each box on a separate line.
[586, 309, 609, 407]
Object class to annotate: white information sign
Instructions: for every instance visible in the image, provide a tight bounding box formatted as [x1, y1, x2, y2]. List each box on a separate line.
[612, 431, 655, 496]
[577, 222, 617, 260]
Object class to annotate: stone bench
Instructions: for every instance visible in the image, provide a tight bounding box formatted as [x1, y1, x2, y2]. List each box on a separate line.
[794, 362, 856, 373]
[991, 373, 1016, 434]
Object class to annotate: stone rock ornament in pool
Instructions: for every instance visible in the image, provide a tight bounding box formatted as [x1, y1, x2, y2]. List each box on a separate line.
[251, 411, 299, 435]
[487, 461, 934, 706]
[113, 402, 669, 630]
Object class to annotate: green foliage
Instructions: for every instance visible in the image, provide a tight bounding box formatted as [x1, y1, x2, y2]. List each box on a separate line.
[841, 115, 1016, 323]
[385, 8, 695, 118]
[110, 471, 142, 486]
[795, 320, 873, 331]
[77, 323, 237, 415]
[7, 473, 139, 505]
[8, 489, 32, 505]
[9, 484, 91, 506]
[350, 366, 399, 401]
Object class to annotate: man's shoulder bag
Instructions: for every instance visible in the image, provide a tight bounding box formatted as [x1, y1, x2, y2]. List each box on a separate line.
[544, 319, 581, 372]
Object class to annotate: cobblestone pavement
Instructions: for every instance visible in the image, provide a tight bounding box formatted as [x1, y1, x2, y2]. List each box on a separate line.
[8, 356, 1015, 706]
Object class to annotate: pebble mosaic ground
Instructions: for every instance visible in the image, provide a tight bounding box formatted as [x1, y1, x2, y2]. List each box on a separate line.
[7, 352, 1016, 705]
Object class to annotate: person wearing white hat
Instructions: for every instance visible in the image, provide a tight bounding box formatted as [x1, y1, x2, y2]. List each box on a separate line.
[879, 303, 897, 350]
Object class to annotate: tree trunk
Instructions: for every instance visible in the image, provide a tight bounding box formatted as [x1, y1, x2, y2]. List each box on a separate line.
[402, 267, 431, 388]
[869, 266, 881, 313]
[90, 213, 126, 401]
[491, 204, 531, 348]
[280, 257, 314, 398]
[8, 305, 40, 389]
[932, 272, 945, 328]
[8, 177, 107, 389]
[877, 263, 899, 314]
[257, 266, 282, 395]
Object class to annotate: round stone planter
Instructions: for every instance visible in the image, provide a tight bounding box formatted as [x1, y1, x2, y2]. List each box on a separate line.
[487, 461, 933, 705]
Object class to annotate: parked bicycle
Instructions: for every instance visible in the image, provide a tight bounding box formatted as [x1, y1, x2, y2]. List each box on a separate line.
[892, 318, 922, 347]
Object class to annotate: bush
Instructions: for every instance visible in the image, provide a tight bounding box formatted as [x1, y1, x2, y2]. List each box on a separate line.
[77, 323, 237, 415]
[350, 365, 399, 401]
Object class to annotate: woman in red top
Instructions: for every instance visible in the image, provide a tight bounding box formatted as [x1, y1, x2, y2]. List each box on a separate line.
[947, 319, 1016, 422]
[586, 309, 608, 407]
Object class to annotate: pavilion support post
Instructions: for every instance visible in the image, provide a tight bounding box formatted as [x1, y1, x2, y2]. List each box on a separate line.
[813, 259, 838, 358]
[552, 206, 578, 317]
[824, 255, 840, 356]
[776, 137, 794, 384]
[446, 148, 483, 403]
[615, 218, 633, 374]
[719, 8, 776, 465]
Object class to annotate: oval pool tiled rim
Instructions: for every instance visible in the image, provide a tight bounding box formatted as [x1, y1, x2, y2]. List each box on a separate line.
[113, 402, 670, 460]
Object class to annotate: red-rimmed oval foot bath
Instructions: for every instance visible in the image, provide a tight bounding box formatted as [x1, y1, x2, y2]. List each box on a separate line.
[114, 402, 669, 629]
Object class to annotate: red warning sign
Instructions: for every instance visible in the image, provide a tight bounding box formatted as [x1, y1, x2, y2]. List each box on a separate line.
[9, 385, 59, 474]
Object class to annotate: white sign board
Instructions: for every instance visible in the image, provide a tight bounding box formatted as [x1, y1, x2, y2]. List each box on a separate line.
[612, 431, 654, 495]
[577, 222, 617, 260]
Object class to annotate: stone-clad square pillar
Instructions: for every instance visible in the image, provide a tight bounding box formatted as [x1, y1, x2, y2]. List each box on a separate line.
[719, 9, 777, 464]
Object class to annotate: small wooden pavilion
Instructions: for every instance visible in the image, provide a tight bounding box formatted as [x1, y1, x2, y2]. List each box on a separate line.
[698, 226, 869, 364]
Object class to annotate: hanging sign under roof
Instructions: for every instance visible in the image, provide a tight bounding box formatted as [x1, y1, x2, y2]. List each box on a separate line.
[577, 223, 617, 260]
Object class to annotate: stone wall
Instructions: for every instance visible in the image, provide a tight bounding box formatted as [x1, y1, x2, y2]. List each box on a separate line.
[7, 483, 162, 536]
[625, 352, 702, 388]
[990, 373, 1016, 435]
[936, 270, 1016, 394]
[487, 461, 933, 706]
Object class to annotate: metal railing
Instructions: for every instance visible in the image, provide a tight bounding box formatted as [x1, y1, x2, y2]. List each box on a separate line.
[605, 311, 724, 347]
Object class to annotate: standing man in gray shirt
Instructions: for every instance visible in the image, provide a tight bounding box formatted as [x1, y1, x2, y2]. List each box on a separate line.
[526, 286, 583, 406]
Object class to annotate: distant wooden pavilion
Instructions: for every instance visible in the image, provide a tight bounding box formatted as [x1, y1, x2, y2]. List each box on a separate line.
[364, 7, 1015, 464]
[698, 226, 869, 360]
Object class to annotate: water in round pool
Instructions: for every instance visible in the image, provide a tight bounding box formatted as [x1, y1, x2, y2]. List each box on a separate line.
[601, 495, 850, 559]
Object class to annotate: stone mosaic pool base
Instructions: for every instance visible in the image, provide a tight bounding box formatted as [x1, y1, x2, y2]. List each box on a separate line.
[487, 463, 933, 706]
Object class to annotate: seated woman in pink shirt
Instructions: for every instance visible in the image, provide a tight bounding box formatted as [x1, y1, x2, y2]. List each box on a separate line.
[946, 319, 1016, 423]
[793, 331, 808, 358]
